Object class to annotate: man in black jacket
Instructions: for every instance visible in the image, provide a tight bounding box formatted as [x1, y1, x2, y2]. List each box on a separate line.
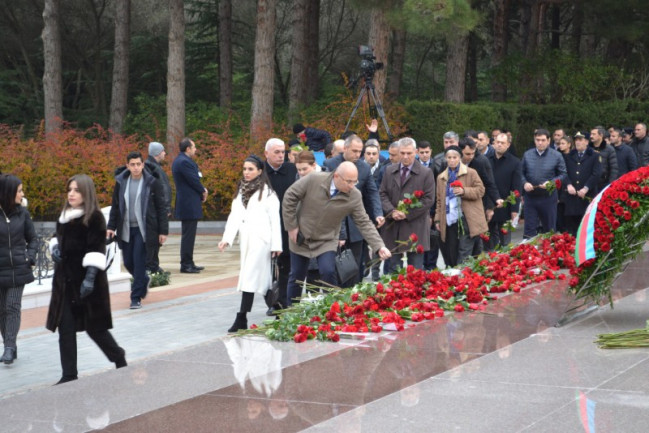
[631, 123, 649, 166]
[293, 123, 332, 152]
[609, 128, 638, 176]
[144, 142, 172, 274]
[487, 133, 522, 249]
[590, 126, 618, 189]
[108, 151, 168, 309]
[264, 138, 297, 313]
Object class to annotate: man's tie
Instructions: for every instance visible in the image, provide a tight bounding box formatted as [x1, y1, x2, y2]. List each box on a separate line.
[400, 166, 409, 185]
[331, 189, 339, 197]
[578, 152, 584, 161]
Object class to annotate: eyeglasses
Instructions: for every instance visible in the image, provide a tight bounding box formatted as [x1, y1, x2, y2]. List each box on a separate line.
[340, 176, 358, 186]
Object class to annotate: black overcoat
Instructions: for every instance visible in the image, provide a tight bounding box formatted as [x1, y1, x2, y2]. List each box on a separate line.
[563, 148, 602, 217]
[46, 209, 113, 333]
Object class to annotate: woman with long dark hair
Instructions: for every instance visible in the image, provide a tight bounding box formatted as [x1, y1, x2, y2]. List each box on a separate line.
[0, 174, 36, 365]
[218, 155, 282, 333]
[47, 174, 126, 383]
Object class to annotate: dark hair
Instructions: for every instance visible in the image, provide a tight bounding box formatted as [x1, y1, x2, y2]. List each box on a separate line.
[179, 137, 194, 153]
[0, 174, 22, 214]
[534, 129, 550, 139]
[241, 157, 273, 202]
[324, 142, 334, 158]
[464, 130, 478, 139]
[417, 141, 431, 150]
[445, 145, 462, 156]
[458, 137, 476, 150]
[126, 151, 143, 163]
[558, 136, 574, 153]
[244, 154, 264, 169]
[293, 123, 305, 134]
[62, 174, 101, 226]
[295, 150, 316, 165]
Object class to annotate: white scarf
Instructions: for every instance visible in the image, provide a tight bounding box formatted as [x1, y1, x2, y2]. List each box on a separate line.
[59, 208, 85, 224]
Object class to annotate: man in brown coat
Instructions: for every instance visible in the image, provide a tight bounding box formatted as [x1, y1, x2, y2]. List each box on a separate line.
[283, 162, 391, 305]
[380, 137, 435, 273]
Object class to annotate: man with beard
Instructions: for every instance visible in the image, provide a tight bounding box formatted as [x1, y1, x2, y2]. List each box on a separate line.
[264, 138, 297, 314]
[609, 127, 638, 176]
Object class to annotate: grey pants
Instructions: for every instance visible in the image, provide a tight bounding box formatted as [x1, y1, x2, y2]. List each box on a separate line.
[0, 285, 25, 349]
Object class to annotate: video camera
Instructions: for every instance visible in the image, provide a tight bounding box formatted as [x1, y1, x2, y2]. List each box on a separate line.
[358, 45, 383, 82]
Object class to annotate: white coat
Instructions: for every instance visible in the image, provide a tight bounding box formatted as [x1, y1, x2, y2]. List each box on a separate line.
[222, 184, 282, 294]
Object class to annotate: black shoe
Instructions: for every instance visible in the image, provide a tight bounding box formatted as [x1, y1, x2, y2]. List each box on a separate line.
[55, 376, 78, 385]
[192, 265, 205, 271]
[130, 300, 142, 309]
[228, 312, 248, 333]
[1, 347, 17, 364]
[115, 355, 127, 369]
[180, 266, 200, 274]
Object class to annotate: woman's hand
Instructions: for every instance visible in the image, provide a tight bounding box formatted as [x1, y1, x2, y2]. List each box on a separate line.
[218, 241, 229, 252]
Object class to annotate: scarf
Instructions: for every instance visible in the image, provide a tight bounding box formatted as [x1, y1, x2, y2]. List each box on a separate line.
[239, 176, 264, 208]
[59, 208, 85, 224]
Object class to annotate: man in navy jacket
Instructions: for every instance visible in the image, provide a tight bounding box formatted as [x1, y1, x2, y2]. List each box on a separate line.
[172, 138, 207, 273]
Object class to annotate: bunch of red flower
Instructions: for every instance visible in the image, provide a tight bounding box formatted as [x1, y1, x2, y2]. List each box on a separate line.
[450, 180, 463, 189]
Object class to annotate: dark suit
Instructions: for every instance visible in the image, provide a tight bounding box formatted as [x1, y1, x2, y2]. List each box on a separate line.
[563, 148, 601, 235]
[265, 161, 297, 306]
[487, 151, 522, 248]
[171, 152, 205, 269]
[380, 160, 435, 272]
[417, 159, 439, 270]
[323, 154, 382, 285]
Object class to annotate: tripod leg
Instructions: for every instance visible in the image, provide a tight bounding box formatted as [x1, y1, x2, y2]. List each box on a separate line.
[367, 87, 393, 141]
[344, 87, 367, 135]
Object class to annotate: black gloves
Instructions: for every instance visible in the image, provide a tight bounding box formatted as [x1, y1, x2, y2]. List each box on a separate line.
[80, 266, 100, 299]
[51, 245, 62, 264]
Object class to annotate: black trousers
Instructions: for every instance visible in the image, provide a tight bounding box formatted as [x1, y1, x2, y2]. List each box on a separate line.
[180, 219, 198, 268]
[276, 251, 291, 308]
[58, 298, 124, 379]
[145, 235, 161, 271]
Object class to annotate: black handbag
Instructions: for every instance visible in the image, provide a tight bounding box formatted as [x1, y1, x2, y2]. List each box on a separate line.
[264, 257, 280, 308]
[335, 247, 359, 286]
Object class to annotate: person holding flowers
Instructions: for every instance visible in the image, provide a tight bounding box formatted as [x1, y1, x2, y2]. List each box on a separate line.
[520, 129, 567, 239]
[379, 137, 435, 273]
[435, 146, 488, 267]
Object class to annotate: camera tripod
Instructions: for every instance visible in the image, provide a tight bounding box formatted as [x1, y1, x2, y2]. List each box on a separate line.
[344, 78, 393, 142]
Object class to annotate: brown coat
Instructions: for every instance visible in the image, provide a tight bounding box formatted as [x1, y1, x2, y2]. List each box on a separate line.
[435, 163, 488, 242]
[379, 160, 436, 252]
[282, 172, 385, 257]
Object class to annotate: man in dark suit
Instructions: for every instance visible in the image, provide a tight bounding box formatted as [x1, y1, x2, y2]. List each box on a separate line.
[380, 138, 435, 273]
[563, 132, 602, 235]
[264, 138, 297, 312]
[487, 133, 522, 249]
[171, 138, 207, 273]
[363, 139, 385, 280]
[323, 134, 384, 286]
[417, 140, 438, 270]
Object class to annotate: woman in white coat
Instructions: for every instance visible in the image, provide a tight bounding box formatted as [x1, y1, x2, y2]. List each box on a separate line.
[219, 155, 282, 332]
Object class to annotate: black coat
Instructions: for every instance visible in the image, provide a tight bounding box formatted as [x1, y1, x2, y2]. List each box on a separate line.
[304, 127, 332, 152]
[589, 141, 618, 189]
[487, 152, 522, 223]
[145, 156, 172, 216]
[0, 205, 36, 289]
[46, 210, 113, 333]
[107, 167, 169, 248]
[468, 153, 500, 210]
[613, 143, 639, 176]
[265, 161, 297, 253]
[563, 148, 602, 216]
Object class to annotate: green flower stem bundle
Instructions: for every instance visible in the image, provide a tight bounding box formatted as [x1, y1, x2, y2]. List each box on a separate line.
[595, 320, 649, 349]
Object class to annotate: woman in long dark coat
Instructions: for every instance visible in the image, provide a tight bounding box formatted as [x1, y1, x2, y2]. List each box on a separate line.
[46, 174, 126, 384]
[0, 174, 37, 365]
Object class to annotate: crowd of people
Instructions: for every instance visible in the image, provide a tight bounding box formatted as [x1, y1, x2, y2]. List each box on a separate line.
[1, 121, 647, 382]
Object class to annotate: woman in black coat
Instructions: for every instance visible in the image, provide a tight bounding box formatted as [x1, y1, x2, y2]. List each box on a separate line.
[46, 174, 126, 384]
[0, 174, 36, 364]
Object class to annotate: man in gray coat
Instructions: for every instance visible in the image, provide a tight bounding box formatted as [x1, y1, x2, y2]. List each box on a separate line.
[283, 162, 391, 305]
[380, 137, 435, 273]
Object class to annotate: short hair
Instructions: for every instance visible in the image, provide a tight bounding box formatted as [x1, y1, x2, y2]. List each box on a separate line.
[340, 130, 355, 140]
[126, 151, 143, 163]
[398, 137, 416, 149]
[0, 174, 22, 213]
[610, 127, 622, 135]
[458, 137, 476, 150]
[388, 141, 400, 150]
[265, 138, 285, 151]
[324, 142, 334, 158]
[477, 130, 489, 138]
[295, 150, 316, 165]
[417, 140, 431, 150]
[593, 125, 607, 137]
[464, 130, 478, 139]
[495, 132, 511, 144]
[365, 139, 380, 150]
[560, 136, 574, 150]
[534, 129, 550, 139]
[443, 131, 459, 141]
[179, 137, 193, 153]
[344, 134, 362, 148]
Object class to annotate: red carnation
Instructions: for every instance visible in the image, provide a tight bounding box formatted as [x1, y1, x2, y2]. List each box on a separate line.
[414, 190, 424, 199]
[450, 180, 463, 188]
[294, 333, 307, 343]
[416, 244, 424, 254]
[403, 198, 413, 205]
[513, 190, 520, 198]
[555, 179, 562, 189]
[409, 233, 419, 243]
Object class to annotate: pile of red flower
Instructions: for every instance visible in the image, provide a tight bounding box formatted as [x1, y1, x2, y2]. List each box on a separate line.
[253, 233, 577, 343]
[569, 166, 649, 304]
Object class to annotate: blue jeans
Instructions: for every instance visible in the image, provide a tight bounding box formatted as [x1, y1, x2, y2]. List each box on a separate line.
[287, 251, 337, 306]
[523, 193, 557, 239]
[122, 227, 148, 301]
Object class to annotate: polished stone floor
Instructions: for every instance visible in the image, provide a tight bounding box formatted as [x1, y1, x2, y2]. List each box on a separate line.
[1, 238, 648, 432]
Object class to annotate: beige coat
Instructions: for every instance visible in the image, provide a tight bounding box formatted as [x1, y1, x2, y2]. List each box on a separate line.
[282, 172, 385, 257]
[435, 163, 488, 242]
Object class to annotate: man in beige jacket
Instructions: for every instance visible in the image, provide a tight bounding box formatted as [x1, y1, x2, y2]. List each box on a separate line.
[282, 162, 391, 305]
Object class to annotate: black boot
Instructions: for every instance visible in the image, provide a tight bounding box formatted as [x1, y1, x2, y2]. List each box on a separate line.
[228, 312, 248, 333]
[55, 376, 78, 385]
[1, 347, 17, 365]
